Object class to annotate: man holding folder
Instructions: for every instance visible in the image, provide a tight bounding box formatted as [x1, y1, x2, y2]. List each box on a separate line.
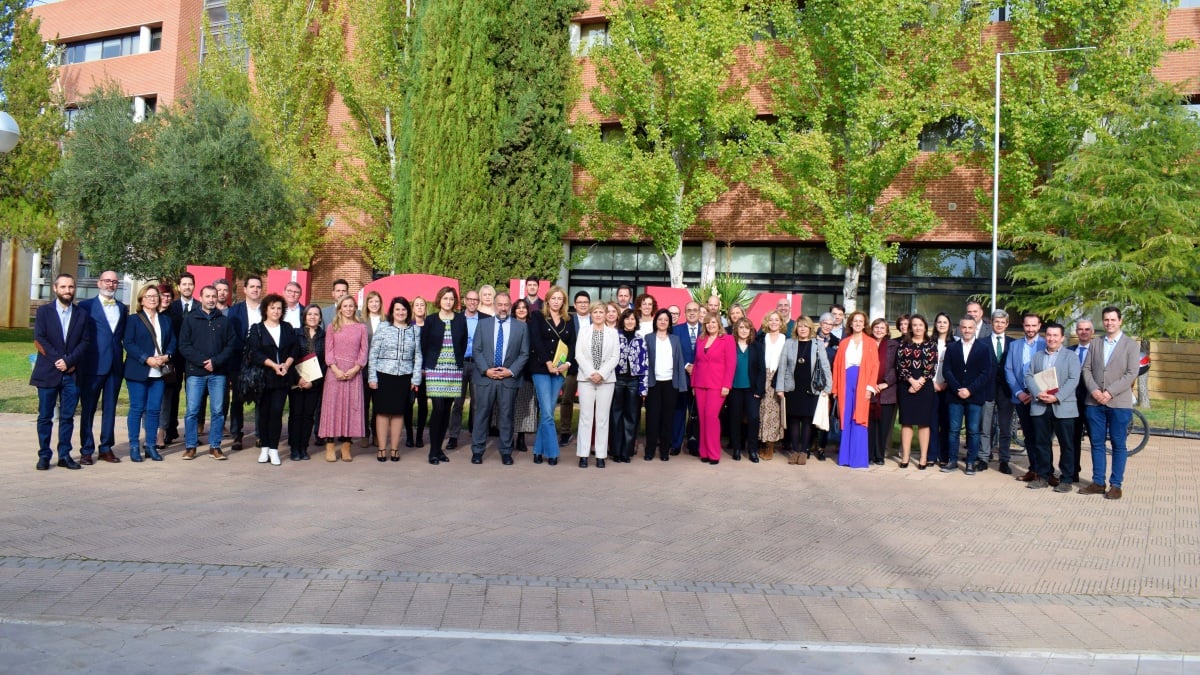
[1023, 321, 1080, 492]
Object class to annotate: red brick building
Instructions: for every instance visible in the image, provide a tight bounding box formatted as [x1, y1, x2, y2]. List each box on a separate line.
[31, 0, 1200, 315]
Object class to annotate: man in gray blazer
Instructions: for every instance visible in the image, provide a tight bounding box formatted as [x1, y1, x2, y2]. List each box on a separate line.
[470, 293, 530, 465]
[1079, 306, 1140, 500]
[1023, 322, 1080, 492]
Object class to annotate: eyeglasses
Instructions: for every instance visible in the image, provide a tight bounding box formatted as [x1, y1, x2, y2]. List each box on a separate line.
[465, 296, 479, 302]
[99, 278, 118, 285]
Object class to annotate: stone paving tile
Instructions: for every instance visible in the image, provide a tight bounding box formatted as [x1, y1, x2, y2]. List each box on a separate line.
[1, 412, 1199, 654]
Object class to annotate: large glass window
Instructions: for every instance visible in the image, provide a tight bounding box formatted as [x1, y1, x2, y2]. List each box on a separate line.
[60, 28, 159, 65]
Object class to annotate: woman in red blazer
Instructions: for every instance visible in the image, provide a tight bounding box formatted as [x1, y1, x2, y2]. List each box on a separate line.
[691, 314, 736, 464]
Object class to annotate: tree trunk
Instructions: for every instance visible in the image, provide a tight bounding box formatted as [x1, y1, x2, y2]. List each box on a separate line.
[665, 240, 684, 288]
[842, 262, 862, 313]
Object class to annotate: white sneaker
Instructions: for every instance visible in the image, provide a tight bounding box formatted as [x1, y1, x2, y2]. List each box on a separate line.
[258, 447, 270, 463]
[268, 448, 281, 466]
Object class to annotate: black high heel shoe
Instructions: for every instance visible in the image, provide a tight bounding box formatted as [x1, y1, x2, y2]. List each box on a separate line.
[390, 449, 400, 462]
[918, 463, 927, 470]
[899, 461, 909, 469]
[377, 449, 387, 462]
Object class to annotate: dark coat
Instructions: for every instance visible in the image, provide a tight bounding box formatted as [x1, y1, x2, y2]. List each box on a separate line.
[527, 311, 576, 376]
[419, 312, 468, 371]
[30, 301, 90, 388]
[78, 296, 127, 377]
[645, 331, 688, 392]
[178, 308, 239, 376]
[943, 338, 996, 405]
[123, 311, 176, 383]
[246, 322, 300, 390]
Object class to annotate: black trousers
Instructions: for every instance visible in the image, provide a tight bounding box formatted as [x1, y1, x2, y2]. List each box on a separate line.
[428, 397, 453, 456]
[1031, 410, 1076, 481]
[257, 387, 288, 448]
[609, 375, 642, 461]
[869, 403, 897, 463]
[725, 388, 759, 453]
[789, 415, 816, 457]
[645, 381, 678, 459]
[287, 383, 322, 453]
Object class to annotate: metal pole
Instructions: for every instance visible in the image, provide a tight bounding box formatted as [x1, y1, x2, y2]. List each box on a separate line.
[989, 46, 1095, 315]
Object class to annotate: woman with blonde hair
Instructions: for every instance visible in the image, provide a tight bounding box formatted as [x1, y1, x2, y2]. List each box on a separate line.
[528, 285, 575, 465]
[477, 284, 497, 317]
[124, 284, 175, 462]
[775, 316, 832, 465]
[756, 310, 788, 460]
[409, 296, 429, 447]
[320, 295, 368, 462]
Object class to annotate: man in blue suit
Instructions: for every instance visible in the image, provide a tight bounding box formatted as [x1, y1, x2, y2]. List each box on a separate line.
[469, 293, 530, 465]
[30, 274, 91, 471]
[671, 301, 702, 455]
[1005, 313, 1047, 483]
[941, 316, 996, 475]
[78, 270, 128, 464]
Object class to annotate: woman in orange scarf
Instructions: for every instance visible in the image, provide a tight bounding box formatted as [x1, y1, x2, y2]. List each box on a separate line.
[830, 311, 880, 468]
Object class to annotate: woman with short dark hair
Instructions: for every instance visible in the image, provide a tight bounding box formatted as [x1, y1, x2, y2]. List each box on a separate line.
[368, 296, 422, 462]
[246, 293, 299, 466]
[419, 286, 467, 465]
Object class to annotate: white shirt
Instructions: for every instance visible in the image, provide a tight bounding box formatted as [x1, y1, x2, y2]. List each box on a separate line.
[763, 333, 786, 372]
[284, 304, 302, 329]
[99, 296, 120, 332]
[1104, 331, 1123, 366]
[654, 334, 674, 382]
[843, 335, 863, 367]
[147, 313, 163, 378]
[246, 303, 262, 332]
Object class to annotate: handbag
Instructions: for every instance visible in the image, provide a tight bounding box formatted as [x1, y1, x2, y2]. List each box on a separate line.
[238, 324, 266, 402]
[809, 348, 827, 393]
[136, 312, 177, 384]
[813, 392, 830, 431]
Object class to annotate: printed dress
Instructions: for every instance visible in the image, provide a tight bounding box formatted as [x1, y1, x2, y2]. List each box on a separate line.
[425, 321, 463, 399]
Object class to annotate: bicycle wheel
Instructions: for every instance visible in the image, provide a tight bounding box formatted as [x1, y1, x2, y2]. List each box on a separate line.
[1126, 409, 1149, 455]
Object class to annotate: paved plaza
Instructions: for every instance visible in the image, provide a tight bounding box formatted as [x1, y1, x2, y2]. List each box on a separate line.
[1, 411, 1198, 672]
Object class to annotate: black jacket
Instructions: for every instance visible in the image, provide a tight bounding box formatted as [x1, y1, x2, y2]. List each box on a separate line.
[178, 308, 239, 376]
[528, 311, 576, 376]
[419, 313, 468, 371]
[246, 322, 300, 390]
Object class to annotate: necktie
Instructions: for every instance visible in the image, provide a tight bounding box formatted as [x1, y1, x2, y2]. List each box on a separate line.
[101, 298, 116, 307]
[689, 325, 697, 349]
[994, 336, 1003, 363]
[1078, 346, 1087, 364]
[494, 318, 505, 368]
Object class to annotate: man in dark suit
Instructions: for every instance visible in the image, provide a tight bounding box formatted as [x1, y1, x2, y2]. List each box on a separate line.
[30, 273, 91, 471]
[1005, 313, 1046, 482]
[558, 290, 590, 444]
[940, 316, 996, 475]
[469, 293, 530, 465]
[671, 300, 702, 455]
[161, 272, 197, 445]
[77, 270, 128, 464]
[1066, 319, 1095, 483]
[979, 309, 1015, 474]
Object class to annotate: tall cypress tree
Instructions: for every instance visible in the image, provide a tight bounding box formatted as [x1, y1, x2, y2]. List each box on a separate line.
[395, 0, 581, 289]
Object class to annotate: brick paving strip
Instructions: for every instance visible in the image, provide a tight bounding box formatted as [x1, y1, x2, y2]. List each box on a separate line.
[3, 555, 1199, 610]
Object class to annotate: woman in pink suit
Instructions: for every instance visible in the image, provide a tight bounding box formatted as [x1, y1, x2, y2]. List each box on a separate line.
[691, 314, 735, 465]
[320, 296, 368, 462]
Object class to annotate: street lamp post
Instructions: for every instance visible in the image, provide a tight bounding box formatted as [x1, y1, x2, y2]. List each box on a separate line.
[0, 111, 20, 153]
[991, 46, 1095, 314]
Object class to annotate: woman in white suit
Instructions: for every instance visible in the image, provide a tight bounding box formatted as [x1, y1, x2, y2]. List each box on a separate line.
[575, 303, 620, 468]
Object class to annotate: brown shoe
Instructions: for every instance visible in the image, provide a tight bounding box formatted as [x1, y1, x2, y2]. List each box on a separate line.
[325, 442, 337, 462]
[210, 448, 228, 460]
[182, 448, 197, 460]
[98, 452, 121, 463]
[1016, 470, 1036, 482]
[78, 455, 95, 466]
[1104, 487, 1123, 500]
[1048, 475, 1060, 488]
[787, 453, 800, 465]
[1077, 483, 1106, 495]
[796, 452, 806, 465]
[762, 443, 775, 461]
[340, 441, 353, 462]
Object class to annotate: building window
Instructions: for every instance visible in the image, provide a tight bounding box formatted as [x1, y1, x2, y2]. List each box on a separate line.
[918, 116, 985, 152]
[64, 107, 83, 131]
[571, 21, 609, 56]
[59, 28, 161, 65]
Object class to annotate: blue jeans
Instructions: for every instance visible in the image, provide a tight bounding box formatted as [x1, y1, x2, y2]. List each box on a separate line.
[37, 374, 80, 461]
[531, 373, 564, 458]
[1086, 405, 1132, 488]
[946, 400, 983, 468]
[185, 374, 227, 449]
[126, 378, 164, 453]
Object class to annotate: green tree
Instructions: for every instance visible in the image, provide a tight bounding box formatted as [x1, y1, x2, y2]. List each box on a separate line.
[197, 0, 344, 267]
[52, 86, 307, 280]
[984, 0, 1176, 283]
[738, 0, 978, 311]
[334, 0, 414, 272]
[394, 0, 580, 289]
[1007, 90, 1200, 339]
[0, 0, 65, 249]
[573, 0, 759, 287]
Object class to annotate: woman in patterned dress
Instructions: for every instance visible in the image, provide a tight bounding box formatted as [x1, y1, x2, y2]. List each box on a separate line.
[897, 314, 938, 469]
[757, 310, 788, 460]
[368, 297, 422, 462]
[419, 286, 468, 465]
[320, 296, 368, 462]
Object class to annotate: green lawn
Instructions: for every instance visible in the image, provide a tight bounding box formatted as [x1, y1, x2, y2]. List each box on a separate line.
[0, 329, 39, 413]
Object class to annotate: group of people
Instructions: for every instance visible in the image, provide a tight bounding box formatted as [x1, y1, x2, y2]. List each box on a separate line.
[30, 274, 1140, 498]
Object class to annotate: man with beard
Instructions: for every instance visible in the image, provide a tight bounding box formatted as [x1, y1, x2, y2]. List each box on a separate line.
[77, 270, 127, 464]
[31, 274, 91, 470]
